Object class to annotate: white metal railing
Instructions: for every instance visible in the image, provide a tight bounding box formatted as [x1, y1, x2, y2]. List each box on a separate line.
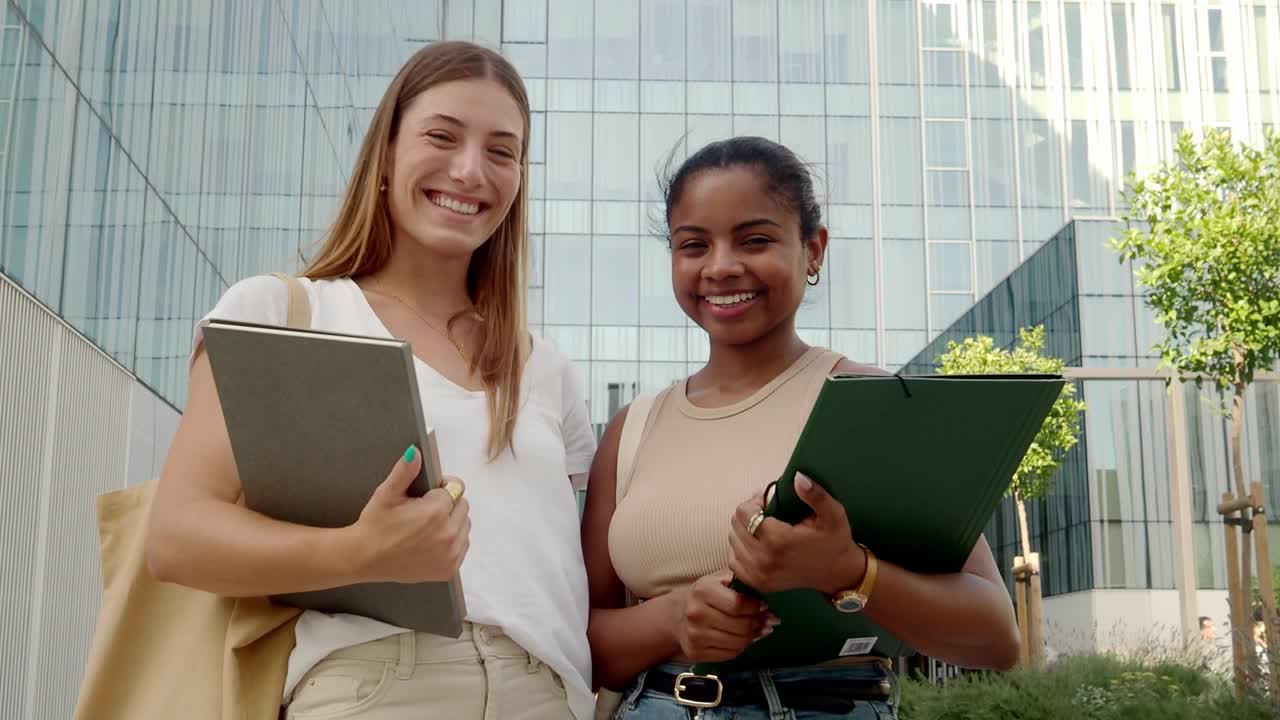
[1, 273, 134, 720]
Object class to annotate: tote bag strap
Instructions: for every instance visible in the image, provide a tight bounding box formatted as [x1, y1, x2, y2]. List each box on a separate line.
[269, 271, 312, 330]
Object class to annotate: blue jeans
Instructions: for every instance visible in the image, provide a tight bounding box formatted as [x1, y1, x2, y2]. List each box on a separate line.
[610, 662, 899, 719]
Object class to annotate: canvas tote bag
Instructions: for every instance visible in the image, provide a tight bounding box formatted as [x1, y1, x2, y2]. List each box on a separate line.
[72, 272, 311, 720]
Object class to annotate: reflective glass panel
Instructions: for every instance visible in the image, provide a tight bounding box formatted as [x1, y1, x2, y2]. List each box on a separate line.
[688, 0, 732, 81]
[642, 0, 685, 80]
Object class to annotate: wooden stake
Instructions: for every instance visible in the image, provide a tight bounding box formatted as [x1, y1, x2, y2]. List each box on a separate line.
[1223, 492, 1248, 696]
[1014, 556, 1030, 669]
[1250, 482, 1280, 696]
[1028, 553, 1045, 669]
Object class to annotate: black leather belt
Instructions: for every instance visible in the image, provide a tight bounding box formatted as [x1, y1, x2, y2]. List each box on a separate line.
[643, 670, 892, 712]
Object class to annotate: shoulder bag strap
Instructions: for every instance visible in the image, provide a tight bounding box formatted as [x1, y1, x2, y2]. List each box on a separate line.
[269, 272, 312, 330]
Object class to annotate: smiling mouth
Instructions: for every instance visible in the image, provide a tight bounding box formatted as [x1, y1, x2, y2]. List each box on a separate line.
[425, 190, 485, 216]
[703, 291, 760, 307]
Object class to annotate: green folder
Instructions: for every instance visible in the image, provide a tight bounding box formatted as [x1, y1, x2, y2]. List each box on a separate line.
[694, 372, 1065, 674]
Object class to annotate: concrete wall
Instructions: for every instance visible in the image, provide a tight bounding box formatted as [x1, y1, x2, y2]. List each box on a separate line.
[1043, 588, 1233, 664]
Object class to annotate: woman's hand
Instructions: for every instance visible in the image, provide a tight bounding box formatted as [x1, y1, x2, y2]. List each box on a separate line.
[350, 446, 471, 584]
[728, 473, 866, 595]
[669, 570, 776, 662]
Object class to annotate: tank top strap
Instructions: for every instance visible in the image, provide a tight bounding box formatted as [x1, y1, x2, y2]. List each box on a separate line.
[798, 348, 846, 415]
[616, 383, 678, 504]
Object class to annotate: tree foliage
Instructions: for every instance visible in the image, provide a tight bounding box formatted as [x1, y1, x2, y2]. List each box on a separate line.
[937, 325, 1085, 502]
[1110, 128, 1280, 391]
[1112, 127, 1280, 681]
[1250, 565, 1280, 615]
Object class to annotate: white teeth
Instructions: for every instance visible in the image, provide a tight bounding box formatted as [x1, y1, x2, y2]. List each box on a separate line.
[427, 191, 480, 215]
[706, 292, 758, 306]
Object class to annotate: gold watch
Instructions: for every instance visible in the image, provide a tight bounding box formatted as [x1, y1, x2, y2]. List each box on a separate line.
[830, 544, 878, 613]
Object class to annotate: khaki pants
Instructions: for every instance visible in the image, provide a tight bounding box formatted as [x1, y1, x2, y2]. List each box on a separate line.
[285, 623, 570, 719]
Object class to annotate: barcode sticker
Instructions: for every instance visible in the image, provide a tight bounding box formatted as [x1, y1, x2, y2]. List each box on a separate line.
[839, 637, 877, 656]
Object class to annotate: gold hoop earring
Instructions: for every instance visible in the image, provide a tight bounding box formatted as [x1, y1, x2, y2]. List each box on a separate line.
[807, 269, 820, 287]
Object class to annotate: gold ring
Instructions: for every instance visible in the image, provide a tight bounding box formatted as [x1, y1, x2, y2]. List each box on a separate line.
[444, 480, 464, 504]
[746, 510, 766, 537]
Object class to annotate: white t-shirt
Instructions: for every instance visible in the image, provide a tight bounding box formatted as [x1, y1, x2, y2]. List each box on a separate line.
[191, 275, 597, 720]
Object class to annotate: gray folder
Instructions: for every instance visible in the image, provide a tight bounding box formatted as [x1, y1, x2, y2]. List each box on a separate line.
[203, 319, 465, 637]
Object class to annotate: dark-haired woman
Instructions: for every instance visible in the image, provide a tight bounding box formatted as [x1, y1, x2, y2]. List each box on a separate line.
[581, 137, 1020, 719]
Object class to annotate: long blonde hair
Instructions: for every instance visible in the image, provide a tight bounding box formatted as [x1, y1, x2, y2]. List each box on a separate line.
[304, 42, 531, 461]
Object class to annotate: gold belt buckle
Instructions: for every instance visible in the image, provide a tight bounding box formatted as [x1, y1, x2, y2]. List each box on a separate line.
[672, 672, 723, 708]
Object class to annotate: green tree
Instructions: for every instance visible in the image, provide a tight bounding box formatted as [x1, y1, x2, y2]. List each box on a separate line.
[1252, 566, 1280, 616]
[937, 326, 1086, 564]
[1110, 128, 1280, 677]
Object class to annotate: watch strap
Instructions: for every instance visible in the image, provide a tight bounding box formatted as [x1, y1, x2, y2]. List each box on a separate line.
[856, 544, 878, 604]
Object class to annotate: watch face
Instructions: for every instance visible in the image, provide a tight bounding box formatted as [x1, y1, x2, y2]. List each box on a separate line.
[834, 594, 866, 613]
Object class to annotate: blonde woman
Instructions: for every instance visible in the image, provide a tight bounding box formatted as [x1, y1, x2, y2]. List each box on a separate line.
[147, 42, 596, 719]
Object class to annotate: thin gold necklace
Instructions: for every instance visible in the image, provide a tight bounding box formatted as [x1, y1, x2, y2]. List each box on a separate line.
[370, 278, 473, 362]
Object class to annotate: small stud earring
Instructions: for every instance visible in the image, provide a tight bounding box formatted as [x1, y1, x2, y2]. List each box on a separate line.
[380, 182, 387, 192]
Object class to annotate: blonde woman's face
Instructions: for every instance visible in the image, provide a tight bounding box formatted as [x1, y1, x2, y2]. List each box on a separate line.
[385, 78, 524, 258]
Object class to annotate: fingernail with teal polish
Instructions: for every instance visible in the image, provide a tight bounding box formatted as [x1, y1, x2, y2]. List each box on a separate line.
[404, 445, 417, 463]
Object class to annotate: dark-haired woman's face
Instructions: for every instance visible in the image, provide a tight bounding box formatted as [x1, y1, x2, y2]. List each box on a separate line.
[668, 166, 826, 347]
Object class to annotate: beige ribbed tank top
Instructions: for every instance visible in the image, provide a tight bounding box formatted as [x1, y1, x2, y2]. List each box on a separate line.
[608, 346, 843, 600]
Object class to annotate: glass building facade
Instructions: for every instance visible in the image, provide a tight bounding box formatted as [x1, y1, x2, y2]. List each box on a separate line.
[5, 0, 1280, 429]
[907, 219, 1280, 598]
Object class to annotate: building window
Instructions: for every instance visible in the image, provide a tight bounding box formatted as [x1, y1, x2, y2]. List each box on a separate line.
[973, 119, 1015, 208]
[548, 0, 594, 79]
[925, 50, 964, 117]
[1070, 120, 1106, 210]
[880, 118, 923, 206]
[779, 0, 822, 82]
[1167, 121, 1185, 160]
[922, 1, 962, 49]
[878, 0, 918, 87]
[1111, 3, 1131, 90]
[732, 0, 779, 82]
[973, 0, 1002, 87]
[1025, 2, 1047, 89]
[688, 0, 732, 81]
[1119, 120, 1136, 181]
[1161, 4, 1182, 91]
[641, 0, 685, 80]
[1206, 8, 1229, 93]
[825, 0, 870, 85]
[503, 0, 547, 43]
[929, 243, 972, 292]
[1256, 5, 1274, 93]
[1020, 118, 1062, 209]
[927, 169, 968, 207]
[595, 0, 638, 79]
[607, 382, 627, 417]
[1117, 121, 1136, 210]
[925, 119, 966, 169]
[1065, 2, 1084, 90]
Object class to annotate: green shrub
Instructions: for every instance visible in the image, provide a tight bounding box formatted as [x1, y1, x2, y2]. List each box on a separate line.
[898, 654, 1275, 720]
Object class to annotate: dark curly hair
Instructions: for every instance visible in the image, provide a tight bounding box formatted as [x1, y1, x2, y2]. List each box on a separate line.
[659, 136, 823, 240]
